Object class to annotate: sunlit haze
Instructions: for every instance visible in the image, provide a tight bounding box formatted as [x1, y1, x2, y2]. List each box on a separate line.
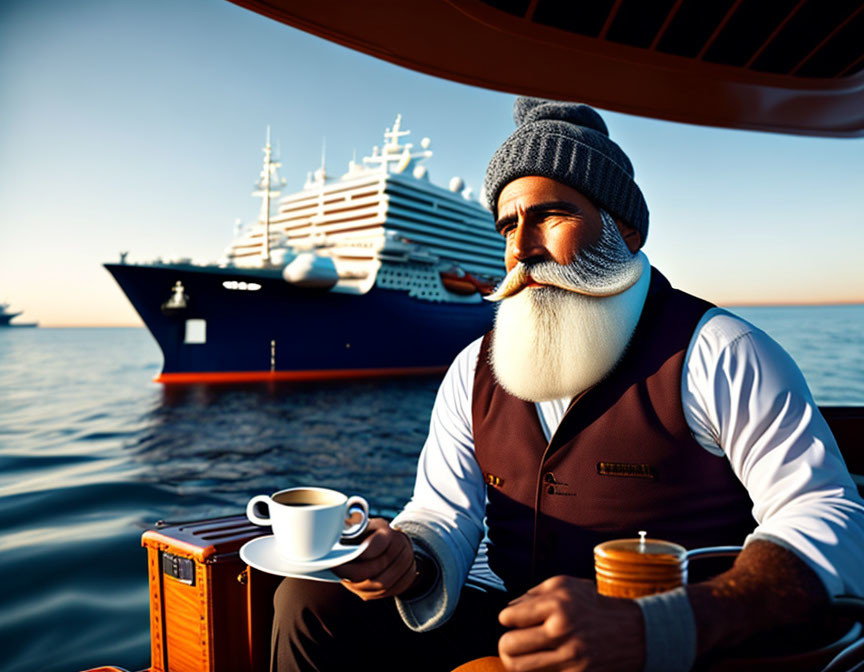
[1, 0, 862, 327]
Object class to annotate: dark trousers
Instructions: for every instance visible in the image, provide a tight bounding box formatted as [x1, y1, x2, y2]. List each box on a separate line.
[271, 578, 512, 671]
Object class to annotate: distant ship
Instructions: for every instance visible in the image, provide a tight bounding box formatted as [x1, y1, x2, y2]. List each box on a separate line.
[105, 116, 505, 383]
[0, 301, 37, 328]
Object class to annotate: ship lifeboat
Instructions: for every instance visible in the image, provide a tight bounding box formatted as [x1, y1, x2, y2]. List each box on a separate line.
[440, 268, 497, 296]
[440, 269, 477, 295]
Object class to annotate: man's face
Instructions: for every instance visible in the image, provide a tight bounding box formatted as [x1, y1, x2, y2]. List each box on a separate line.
[495, 176, 639, 273]
[489, 175, 648, 401]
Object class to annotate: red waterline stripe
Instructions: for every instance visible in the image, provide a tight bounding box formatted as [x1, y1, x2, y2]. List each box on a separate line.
[154, 366, 448, 384]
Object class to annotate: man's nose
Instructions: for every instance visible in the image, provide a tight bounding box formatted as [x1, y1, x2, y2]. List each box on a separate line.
[510, 222, 547, 263]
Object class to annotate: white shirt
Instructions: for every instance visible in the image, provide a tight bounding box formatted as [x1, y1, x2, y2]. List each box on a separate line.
[392, 307, 864, 631]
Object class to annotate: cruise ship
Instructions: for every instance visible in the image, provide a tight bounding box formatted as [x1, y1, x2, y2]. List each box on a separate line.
[105, 117, 505, 383]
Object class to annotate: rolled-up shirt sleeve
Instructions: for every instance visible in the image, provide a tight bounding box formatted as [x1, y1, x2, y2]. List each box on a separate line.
[683, 309, 864, 597]
[392, 338, 487, 631]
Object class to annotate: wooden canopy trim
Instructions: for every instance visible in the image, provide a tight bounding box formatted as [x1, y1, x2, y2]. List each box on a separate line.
[227, 0, 864, 137]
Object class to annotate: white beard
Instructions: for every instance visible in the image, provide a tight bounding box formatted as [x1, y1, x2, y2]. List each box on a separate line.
[490, 252, 650, 402]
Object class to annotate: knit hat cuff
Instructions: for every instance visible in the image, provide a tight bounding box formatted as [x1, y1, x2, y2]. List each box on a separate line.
[486, 133, 648, 243]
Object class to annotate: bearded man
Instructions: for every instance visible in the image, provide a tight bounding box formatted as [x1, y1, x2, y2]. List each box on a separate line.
[271, 99, 864, 672]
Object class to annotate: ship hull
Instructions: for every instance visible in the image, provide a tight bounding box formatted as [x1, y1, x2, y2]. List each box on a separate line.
[105, 263, 495, 382]
[0, 311, 36, 327]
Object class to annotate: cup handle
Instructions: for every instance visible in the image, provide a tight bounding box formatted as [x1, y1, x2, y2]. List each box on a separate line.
[246, 495, 272, 526]
[341, 496, 369, 540]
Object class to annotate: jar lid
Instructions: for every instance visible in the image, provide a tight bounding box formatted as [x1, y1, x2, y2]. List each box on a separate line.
[594, 533, 687, 566]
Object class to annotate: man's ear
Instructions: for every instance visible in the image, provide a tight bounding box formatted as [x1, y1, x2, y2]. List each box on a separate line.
[616, 220, 642, 253]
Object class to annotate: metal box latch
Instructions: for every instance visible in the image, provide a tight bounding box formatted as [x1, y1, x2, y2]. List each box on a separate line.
[162, 552, 195, 585]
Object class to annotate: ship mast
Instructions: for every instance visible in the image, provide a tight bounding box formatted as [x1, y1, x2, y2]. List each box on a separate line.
[362, 114, 432, 174]
[252, 126, 285, 264]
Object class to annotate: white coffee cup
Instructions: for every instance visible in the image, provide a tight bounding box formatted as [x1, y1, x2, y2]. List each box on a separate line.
[246, 486, 369, 562]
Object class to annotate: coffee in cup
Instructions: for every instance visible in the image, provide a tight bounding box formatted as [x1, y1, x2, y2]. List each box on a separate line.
[246, 486, 369, 562]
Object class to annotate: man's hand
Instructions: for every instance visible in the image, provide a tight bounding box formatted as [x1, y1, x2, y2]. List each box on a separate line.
[497, 575, 644, 672]
[332, 518, 418, 601]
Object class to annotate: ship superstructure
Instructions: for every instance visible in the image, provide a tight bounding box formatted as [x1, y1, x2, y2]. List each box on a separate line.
[225, 115, 503, 297]
[105, 115, 505, 382]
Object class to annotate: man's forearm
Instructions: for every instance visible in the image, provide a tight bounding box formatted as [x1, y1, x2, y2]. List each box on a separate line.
[686, 539, 830, 658]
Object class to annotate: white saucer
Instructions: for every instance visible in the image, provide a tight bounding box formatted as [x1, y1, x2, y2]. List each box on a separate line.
[240, 536, 369, 582]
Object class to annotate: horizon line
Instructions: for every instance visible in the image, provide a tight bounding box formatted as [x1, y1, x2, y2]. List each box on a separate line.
[32, 299, 864, 327]
[720, 299, 864, 308]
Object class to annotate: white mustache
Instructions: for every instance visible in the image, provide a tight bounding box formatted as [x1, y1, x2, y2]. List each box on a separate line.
[485, 260, 642, 301]
[486, 212, 644, 302]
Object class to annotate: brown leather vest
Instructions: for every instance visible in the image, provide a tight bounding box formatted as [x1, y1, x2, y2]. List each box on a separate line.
[472, 269, 755, 594]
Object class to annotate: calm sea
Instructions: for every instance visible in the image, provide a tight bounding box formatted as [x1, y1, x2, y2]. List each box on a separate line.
[1, 304, 862, 672]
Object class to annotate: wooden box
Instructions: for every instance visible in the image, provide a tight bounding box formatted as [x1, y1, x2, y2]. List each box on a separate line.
[141, 516, 282, 672]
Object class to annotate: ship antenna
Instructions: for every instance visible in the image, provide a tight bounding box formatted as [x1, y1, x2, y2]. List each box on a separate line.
[262, 127, 272, 264]
[252, 125, 285, 265]
[361, 114, 432, 175]
[363, 114, 413, 173]
[385, 114, 410, 148]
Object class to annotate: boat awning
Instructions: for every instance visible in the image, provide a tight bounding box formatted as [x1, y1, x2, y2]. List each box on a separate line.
[228, 0, 864, 137]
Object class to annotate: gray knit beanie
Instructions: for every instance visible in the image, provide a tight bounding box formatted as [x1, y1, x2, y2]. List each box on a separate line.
[484, 97, 648, 246]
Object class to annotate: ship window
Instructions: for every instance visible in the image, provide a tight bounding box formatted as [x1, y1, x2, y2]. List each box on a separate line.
[222, 281, 262, 291]
[185, 319, 207, 344]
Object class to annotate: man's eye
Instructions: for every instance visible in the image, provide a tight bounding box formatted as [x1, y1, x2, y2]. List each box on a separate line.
[498, 223, 516, 236]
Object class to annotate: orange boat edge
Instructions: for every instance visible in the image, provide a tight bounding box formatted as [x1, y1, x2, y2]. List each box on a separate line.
[153, 366, 449, 384]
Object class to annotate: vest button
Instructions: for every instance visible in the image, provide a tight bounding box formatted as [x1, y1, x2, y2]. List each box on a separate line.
[546, 485, 555, 495]
[544, 472, 555, 483]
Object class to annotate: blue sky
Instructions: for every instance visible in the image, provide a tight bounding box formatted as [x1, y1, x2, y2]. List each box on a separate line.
[1, 0, 862, 326]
